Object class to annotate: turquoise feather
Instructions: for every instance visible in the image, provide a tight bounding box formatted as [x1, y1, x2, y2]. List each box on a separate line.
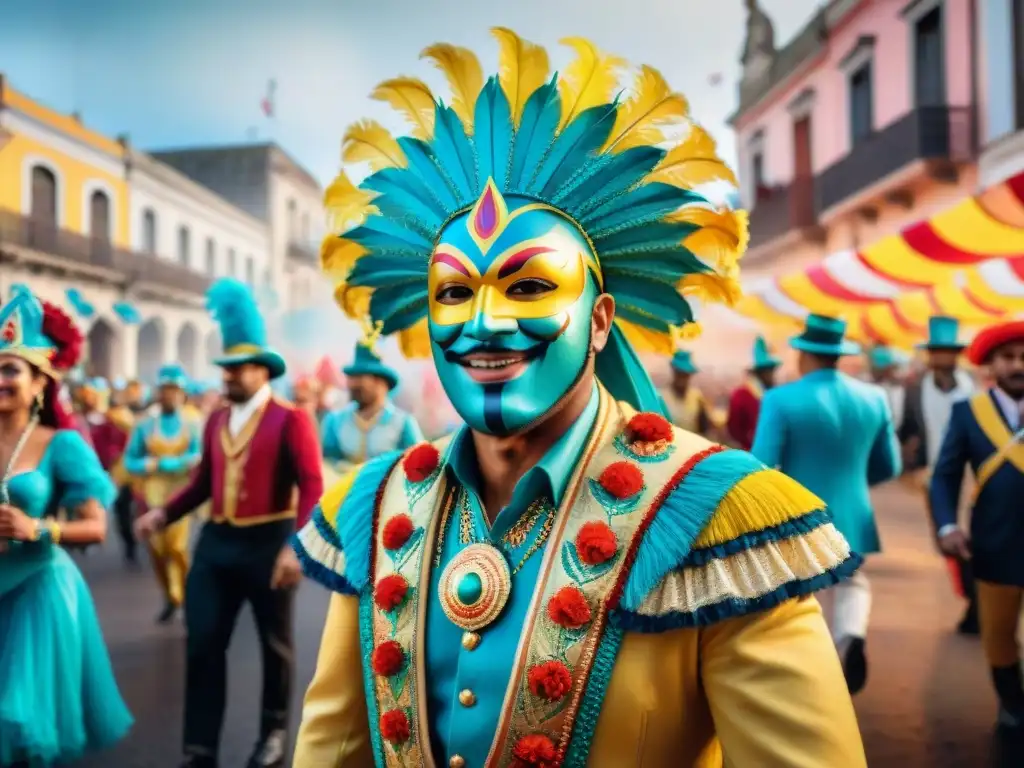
[377, 293, 429, 335]
[613, 304, 674, 332]
[508, 77, 561, 190]
[555, 146, 665, 218]
[430, 104, 477, 204]
[363, 169, 447, 230]
[604, 247, 708, 277]
[605, 274, 694, 325]
[346, 216, 434, 253]
[396, 137, 460, 211]
[205, 278, 269, 349]
[474, 78, 514, 191]
[527, 103, 617, 197]
[595, 323, 669, 417]
[594, 220, 699, 258]
[585, 183, 699, 237]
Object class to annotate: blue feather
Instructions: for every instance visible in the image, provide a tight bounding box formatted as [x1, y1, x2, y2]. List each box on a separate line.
[527, 103, 617, 197]
[396, 137, 459, 212]
[346, 215, 434, 254]
[595, 323, 668, 417]
[603, 247, 708, 278]
[363, 168, 447, 232]
[604, 274, 693, 325]
[613, 304, 674, 332]
[430, 104, 478, 204]
[508, 78, 560, 191]
[473, 78, 514, 191]
[348, 254, 428, 283]
[349, 268, 428, 289]
[584, 183, 700, 238]
[205, 278, 268, 349]
[555, 146, 665, 219]
[593, 220, 700, 258]
[371, 289, 429, 334]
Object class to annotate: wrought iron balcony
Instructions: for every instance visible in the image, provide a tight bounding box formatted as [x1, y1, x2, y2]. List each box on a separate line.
[0, 209, 212, 295]
[815, 105, 974, 214]
[747, 177, 818, 250]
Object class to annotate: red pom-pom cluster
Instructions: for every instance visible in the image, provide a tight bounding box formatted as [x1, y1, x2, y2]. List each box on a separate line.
[403, 443, 440, 482]
[382, 514, 414, 550]
[379, 709, 411, 743]
[575, 521, 618, 565]
[40, 302, 83, 371]
[627, 412, 672, 444]
[597, 461, 644, 500]
[512, 734, 559, 767]
[371, 640, 406, 677]
[527, 660, 573, 702]
[547, 585, 592, 630]
[374, 574, 409, 612]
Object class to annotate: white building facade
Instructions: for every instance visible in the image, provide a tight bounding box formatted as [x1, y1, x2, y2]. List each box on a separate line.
[976, 0, 1024, 187]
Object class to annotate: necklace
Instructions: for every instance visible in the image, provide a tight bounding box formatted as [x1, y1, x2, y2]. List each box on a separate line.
[437, 487, 557, 632]
[0, 417, 38, 553]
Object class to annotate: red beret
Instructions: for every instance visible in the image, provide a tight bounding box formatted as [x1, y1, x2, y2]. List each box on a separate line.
[966, 320, 1024, 365]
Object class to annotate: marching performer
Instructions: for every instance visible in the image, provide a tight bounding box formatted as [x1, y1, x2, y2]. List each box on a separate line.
[868, 345, 908, 434]
[320, 329, 424, 472]
[726, 336, 780, 449]
[752, 314, 901, 695]
[123, 363, 201, 624]
[134, 279, 323, 768]
[0, 286, 132, 765]
[291, 31, 865, 767]
[930, 319, 1024, 740]
[661, 349, 716, 437]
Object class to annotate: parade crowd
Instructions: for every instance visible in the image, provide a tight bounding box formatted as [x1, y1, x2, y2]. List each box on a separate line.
[2, 27, 1024, 768]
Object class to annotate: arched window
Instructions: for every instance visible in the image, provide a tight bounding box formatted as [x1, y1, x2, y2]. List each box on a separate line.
[89, 190, 111, 241]
[245, 256, 255, 286]
[142, 208, 157, 253]
[205, 237, 216, 274]
[227, 247, 237, 276]
[30, 165, 57, 224]
[178, 226, 191, 266]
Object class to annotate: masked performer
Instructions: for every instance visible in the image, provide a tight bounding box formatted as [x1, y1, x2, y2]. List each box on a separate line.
[290, 31, 865, 767]
[726, 336, 781, 449]
[321, 330, 425, 472]
[124, 363, 201, 624]
[134, 279, 323, 768]
[661, 349, 715, 437]
[0, 286, 132, 766]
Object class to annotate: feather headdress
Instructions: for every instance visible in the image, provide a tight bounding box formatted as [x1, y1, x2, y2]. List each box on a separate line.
[323, 29, 744, 361]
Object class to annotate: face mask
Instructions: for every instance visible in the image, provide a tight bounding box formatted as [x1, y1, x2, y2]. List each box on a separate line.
[427, 182, 600, 435]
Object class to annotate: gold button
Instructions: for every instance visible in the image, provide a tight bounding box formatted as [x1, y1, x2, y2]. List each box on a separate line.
[449, 756, 466, 768]
[461, 632, 480, 651]
[458, 688, 476, 707]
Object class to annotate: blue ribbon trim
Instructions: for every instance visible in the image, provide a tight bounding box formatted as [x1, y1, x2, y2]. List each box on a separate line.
[563, 623, 626, 767]
[681, 508, 832, 567]
[291, 532, 358, 595]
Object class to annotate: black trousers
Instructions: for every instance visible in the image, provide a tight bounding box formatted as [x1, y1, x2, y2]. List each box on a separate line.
[182, 521, 294, 758]
[113, 484, 136, 562]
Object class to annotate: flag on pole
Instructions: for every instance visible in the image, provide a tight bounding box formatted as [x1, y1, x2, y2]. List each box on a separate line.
[261, 78, 277, 117]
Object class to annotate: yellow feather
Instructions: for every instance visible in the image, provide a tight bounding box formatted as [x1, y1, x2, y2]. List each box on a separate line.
[603, 65, 688, 153]
[333, 284, 373, 321]
[671, 207, 749, 269]
[679, 273, 743, 306]
[491, 27, 550, 123]
[420, 43, 484, 131]
[320, 236, 368, 277]
[557, 37, 625, 129]
[676, 321, 703, 340]
[398, 318, 432, 359]
[617, 319, 674, 355]
[342, 120, 406, 171]
[646, 123, 738, 188]
[323, 171, 377, 232]
[370, 77, 436, 139]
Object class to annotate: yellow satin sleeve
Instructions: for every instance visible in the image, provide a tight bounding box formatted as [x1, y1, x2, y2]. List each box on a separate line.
[701, 596, 866, 768]
[293, 594, 374, 768]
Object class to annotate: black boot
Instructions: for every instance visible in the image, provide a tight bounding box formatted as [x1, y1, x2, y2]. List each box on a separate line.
[246, 729, 287, 768]
[992, 665, 1024, 735]
[842, 637, 869, 695]
[156, 602, 179, 624]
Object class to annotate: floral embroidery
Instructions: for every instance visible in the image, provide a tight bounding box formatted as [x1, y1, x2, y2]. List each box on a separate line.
[379, 709, 411, 743]
[382, 514, 414, 550]
[589, 461, 645, 516]
[374, 573, 409, 612]
[626, 412, 672, 443]
[528, 661, 573, 701]
[512, 734, 559, 767]
[403, 443, 442, 507]
[372, 640, 406, 676]
[547, 586, 592, 630]
[575, 521, 617, 565]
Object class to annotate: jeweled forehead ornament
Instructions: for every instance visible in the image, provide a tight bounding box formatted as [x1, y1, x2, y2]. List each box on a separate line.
[319, 29, 748, 415]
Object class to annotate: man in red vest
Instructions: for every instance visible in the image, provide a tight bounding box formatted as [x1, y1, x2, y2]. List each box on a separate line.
[135, 279, 323, 768]
[727, 336, 781, 449]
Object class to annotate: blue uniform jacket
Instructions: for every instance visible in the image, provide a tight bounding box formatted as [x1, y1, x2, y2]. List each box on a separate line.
[752, 369, 901, 554]
[930, 390, 1024, 586]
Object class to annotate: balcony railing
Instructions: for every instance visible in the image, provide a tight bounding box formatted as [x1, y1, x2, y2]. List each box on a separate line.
[747, 177, 818, 249]
[0, 209, 212, 295]
[815, 105, 974, 214]
[287, 239, 319, 265]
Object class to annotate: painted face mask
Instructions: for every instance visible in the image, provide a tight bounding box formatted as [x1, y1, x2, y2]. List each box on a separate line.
[428, 181, 602, 435]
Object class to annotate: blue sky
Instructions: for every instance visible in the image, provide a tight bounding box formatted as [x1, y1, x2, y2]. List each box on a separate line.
[1, 0, 821, 186]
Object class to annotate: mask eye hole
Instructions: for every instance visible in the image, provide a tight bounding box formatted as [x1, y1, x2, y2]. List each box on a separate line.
[507, 278, 556, 300]
[435, 283, 474, 305]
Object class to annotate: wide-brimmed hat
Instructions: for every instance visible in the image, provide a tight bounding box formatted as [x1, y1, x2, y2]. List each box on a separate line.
[789, 314, 861, 357]
[966, 320, 1024, 365]
[670, 350, 698, 375]
[750, 336, 782, 370]
[917, 315, 967, 351]
[343, 342, 399, 390]
[206, 279, 286, 380]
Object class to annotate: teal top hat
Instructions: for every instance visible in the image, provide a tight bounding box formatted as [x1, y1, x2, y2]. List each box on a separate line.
[790, 314, 861, 356]
[157, 362, 188, 389]
[751, 336, 782, 370]
[868, 345, 906, 369]
[918, 315, 967, 350]
[0, 284, 59, 376]
[671, 350, 698, 375]
[343, 340, 399, 390]
[206, 278, 286, 380]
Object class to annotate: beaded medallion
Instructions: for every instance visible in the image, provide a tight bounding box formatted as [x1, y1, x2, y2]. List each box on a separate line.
[438, 542, 512, 631]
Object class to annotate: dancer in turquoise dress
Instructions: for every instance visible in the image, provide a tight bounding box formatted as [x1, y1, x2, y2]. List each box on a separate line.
[0, 285, 132, 767]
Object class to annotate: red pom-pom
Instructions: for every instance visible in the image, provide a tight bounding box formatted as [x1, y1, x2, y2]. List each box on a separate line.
[382, 514, 414, 550]
[546, 585, 592, 630]
[403, 443, 440, 482]
[40, 302, 83, 371]
[379, 709, 410, 743]
[527, 660, 573, 701]
[374, 574, 409, 612]
[575, 521, 618, 565]
[627, 412, 672, 444]
[597, 461, 644, 499]
[511, 734, 559, 767]
[371, 640, 406, 677]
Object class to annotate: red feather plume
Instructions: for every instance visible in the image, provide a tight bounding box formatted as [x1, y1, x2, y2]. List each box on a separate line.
[40, 302, 83, 371]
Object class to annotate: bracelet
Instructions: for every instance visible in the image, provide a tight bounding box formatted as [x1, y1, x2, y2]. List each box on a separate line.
[46, 519, 62, 545]
[32, 519, 62, 545]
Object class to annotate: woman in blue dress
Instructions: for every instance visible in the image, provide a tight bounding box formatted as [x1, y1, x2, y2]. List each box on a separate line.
[0, 286, 132, 766]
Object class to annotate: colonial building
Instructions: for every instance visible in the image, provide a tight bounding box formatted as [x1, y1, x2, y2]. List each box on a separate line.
[976, 0, 1024, 187]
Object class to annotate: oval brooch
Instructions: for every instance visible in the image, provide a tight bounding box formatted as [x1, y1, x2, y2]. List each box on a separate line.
[438, 542, 511, 632]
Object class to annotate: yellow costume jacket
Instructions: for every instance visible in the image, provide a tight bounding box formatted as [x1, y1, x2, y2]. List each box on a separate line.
[293, 393, 866, 767]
